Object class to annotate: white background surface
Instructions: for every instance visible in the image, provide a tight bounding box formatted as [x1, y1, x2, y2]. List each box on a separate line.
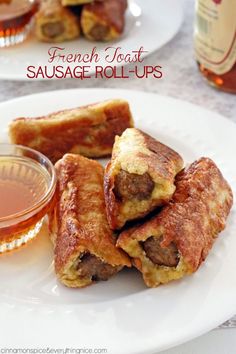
[0, 0, 236, 353]
[162, 330, 236, 354]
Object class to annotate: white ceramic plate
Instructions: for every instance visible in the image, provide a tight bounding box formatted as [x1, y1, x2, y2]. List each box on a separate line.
[0, 89, 236, 354]
[0, 0, 184, 81]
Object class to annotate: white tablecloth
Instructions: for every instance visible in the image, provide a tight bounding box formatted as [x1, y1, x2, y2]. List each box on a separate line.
[160, 329, 236, 354]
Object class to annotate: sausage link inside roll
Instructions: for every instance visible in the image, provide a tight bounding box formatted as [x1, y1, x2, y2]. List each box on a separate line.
[104, 128, 184, 229]
[49, 154, 130, 288]
[35, 0, 80, 42]
[81, 0, 127, 41]
[117, 158, 233, 287]
[9, 99, 134, 164]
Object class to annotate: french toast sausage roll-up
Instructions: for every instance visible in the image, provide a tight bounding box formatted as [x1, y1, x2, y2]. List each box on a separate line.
[61, 0, 94, 5]
[49, 154, 130, 288]
[104, 128, 184, 229]
[9, 99, 134, 164]
[81, 0, 127, 41]
[35, 0, 80, 42]
[117, 158, 233, 288]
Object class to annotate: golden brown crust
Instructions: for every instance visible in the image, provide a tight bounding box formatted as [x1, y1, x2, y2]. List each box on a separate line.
[117, 158, 233, 287]
[61, 0, 93, 5]
[161, 158, 233, 268]
[50, 154, 130, 288]
[104, 128, 184, 229]
[35, 0, 80, 42]
[9, 99, 134, 164]
[81, 0, 127, 41]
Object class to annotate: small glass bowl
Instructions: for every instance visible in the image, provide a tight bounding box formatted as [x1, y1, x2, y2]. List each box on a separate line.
[0, 0, 38, 48]
[0, 144, 56, 254]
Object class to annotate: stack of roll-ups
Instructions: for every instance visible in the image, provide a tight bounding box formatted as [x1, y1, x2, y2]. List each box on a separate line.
[8, 99, 233, 288]
[35, 0, 128, 42]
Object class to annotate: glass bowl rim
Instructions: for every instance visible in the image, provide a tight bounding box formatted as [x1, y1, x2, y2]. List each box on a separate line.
[0, 143, 56, 223]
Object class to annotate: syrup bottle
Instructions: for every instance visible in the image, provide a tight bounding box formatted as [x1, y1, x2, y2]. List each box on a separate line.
[194, 0, 236, 93]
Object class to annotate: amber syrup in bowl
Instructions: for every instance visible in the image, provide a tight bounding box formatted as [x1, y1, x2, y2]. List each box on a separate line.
[0, 0, 38, 47]
[0, 144, 56, 254]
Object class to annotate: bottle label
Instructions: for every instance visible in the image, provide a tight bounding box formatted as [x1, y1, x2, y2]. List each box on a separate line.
[195, 0, 236, 75]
